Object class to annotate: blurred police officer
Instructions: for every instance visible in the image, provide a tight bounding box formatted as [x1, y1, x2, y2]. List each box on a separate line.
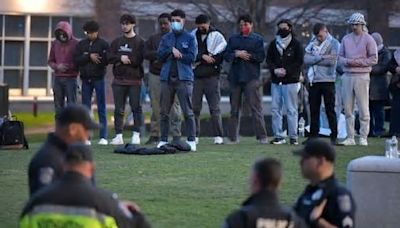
[28, 104, 98, 196]
[21, 144, 150, 228]
[223, 157, 306, 228]
[293, 139, 356, 228]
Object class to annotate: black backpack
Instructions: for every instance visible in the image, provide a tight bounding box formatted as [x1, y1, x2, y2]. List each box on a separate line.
[0, 117, 29, 149]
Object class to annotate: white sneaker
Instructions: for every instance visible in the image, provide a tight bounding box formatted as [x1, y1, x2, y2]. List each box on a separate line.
[131, 131, 140, 145]
[195, 137, 199, 145]
[98, 138, 108, 145]
[187, 140, 197, 151]
[340, 138, 356, 146]
[359, 137, 368, 146]
[214, 136, 223, 144]
[157, 141, 168, 148]
[85, 140, 91, 146]
[110, 134, 124, 145]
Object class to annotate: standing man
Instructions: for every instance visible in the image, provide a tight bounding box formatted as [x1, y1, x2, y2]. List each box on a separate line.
[369, 32, 391, 137]
[48, 21, 79, 119]
[28, 105, 98, 196]
[293, 139, 356, 228]
[108, 14, 145, 145]
[222, 157, 306, 228]
[144, 13, 182, 145]
[304, 23, 340, 145]
[74, 20, 109, 145]
[266, 19, 303, 145]
[192, 14, 226, 145]
[338, 12, 378, 146]
[224, 14, 268, 144]
[157, 9, 197, 151]
[22, 144, 150, 228]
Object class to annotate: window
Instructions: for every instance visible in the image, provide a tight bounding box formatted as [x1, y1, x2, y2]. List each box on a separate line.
[5, 15, 25, 37]
[31, 16, 49, 38]
[30, 42, 48, 66]
[4, 41, 24, 66]
[29, 71, 47, 88]
[4, 70, 23, 89]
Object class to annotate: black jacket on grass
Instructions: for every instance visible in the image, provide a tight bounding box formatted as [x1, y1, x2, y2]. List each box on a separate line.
[223, 189, 306, 228]
[266, 38, 303, 85]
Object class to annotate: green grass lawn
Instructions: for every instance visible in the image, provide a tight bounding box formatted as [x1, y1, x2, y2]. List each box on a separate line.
[0, 135, 384, 227]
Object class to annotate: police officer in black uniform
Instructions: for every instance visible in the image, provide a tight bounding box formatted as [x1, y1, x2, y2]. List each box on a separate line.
[293, 139, 356, 228]
[21, 144, 151, 228]
[223, 157, 306, 228]
[28, 104, 98, 196]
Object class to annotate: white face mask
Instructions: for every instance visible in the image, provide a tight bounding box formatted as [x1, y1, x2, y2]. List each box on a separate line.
[171, 21, 183, 32]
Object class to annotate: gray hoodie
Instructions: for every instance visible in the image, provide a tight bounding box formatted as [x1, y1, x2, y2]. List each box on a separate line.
[304, 34, 340, 83]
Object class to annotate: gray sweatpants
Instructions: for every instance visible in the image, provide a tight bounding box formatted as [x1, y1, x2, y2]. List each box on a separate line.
[341, 73, 370, 139]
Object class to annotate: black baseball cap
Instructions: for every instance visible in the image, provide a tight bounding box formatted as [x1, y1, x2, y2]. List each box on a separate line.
[65, 143, 93, 163]
[56, 104, 98, 130]
[293, 139, 336, 162]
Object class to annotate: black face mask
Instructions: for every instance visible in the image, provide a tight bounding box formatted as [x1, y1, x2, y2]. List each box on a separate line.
[277, 29, 291, 38]
[55, 31, 68, 43]
[198, 28, 207, 35]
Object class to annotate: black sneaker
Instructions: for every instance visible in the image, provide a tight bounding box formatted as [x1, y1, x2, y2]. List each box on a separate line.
[290, 138, 299, 145]
[145, 136, 159, 145]
[270, 138, 286, 145]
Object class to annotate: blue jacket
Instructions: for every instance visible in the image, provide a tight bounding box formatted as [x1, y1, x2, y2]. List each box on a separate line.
[157, 31, 197, 81]
[224, 32, 265, 84]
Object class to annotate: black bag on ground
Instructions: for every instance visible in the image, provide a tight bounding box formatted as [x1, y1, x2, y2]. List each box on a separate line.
[0, 117, 29, 149]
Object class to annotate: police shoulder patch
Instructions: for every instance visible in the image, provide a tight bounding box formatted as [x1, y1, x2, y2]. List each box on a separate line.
[39, 167, 54, 185]
[338, 194, 352, 212]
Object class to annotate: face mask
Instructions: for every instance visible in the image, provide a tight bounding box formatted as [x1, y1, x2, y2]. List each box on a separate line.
[171, 22, 183, 32]
[277, 29, 291, 38]
[241, 26, 250, 36]
[56, 31, 68, 43]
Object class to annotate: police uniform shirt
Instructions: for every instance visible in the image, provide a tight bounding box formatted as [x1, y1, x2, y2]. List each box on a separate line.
[294, 175, 355, 228]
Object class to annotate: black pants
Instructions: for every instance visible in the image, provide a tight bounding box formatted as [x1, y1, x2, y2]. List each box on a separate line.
[112, 84, 143, 134]
[193, 77, 223, 137]
[228, 80, 267, 141]
[160, 80, 195, 142]
[309, 82, 337, 139]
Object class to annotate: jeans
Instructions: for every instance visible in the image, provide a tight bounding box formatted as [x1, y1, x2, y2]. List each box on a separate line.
[228, 80, 267, 141]
[271, 82, 299, 139]
[369, 100, 385, 136]
[160, 80, 195, 142]
[112, 84, 143, 134]
[193, 77, 223, 137]
[81, 78, 107, 139]
[53, 77, 78, 119]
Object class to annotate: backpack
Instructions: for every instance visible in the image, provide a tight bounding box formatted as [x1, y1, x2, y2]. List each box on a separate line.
[0, 116, 29, 149]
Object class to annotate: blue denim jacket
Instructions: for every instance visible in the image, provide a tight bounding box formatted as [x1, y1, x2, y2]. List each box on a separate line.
[158, 31, 197, 81]
[224, 32, 265, 84]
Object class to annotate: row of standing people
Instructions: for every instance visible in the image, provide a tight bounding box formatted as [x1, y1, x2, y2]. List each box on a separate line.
[49, 10, 400, 151]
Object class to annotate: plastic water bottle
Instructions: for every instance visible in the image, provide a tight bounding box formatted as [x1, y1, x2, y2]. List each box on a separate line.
[298, 117, 305, 137]
[390, 136, 398, 158]
[385, 139, 392, 158]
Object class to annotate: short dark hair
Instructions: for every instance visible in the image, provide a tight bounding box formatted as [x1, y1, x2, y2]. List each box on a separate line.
[171, 9, 186, 19]
[237, 14, 252, 24]
[253, 158, 282, 189]
[83, 20, 99, 33]
[195, 14, 210, 24]
[120, 14, 136, 24]
[158, 13, 171, 21]
[313, 23, 327, 35]
[56, 104, 98, 130]
[65, 143, 93, 166]
[277, 19, 293, 28]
